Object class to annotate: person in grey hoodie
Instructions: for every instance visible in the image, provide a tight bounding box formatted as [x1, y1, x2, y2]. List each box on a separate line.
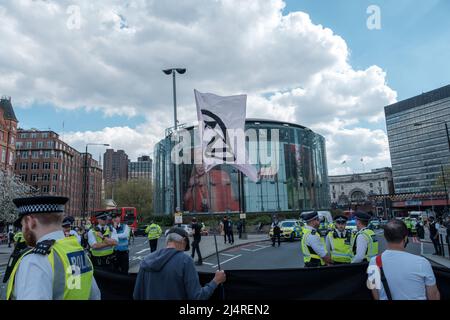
[133, 227, 226, 300]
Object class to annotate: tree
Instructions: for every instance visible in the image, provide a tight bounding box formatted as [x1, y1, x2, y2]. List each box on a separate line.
[0, 170, 35, 225]
[111, 179, 153, 222]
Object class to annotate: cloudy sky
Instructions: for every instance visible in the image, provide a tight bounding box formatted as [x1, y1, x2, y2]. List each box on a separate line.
[2, 0, 450, 175]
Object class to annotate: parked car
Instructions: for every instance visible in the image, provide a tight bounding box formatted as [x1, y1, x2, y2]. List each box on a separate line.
[269, 220, 303, 242]
[346, 220, 357, 233]
[368, 219, 381, 230]
[134, 226, 148, 237]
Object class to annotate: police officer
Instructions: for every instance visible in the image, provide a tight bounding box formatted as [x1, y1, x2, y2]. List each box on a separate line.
[325, 215, 353, 264]
[301, 211, 332, 267]
[62, 216, 81, 244]
[112, 211, 130, 274]
[5, 196, 100, 300]
[88, 211, 118, 269]
[13, 230, 27, 251]
[145, 220, 162, 252]
[351, 211, 379, 263]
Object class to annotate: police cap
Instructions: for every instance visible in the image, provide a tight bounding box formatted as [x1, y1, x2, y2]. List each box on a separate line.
[13, 196, 69, 228]
[95, 211, 110, 220]
[354, 211, 372, 222]
[62, 216, 74, 227]
[166, 227, 190, 252]
[334, 215, 348, 223]
[301, 211, 319, 222]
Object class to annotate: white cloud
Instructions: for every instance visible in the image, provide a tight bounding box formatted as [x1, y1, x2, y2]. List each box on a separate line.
[0, 0, 397, 171]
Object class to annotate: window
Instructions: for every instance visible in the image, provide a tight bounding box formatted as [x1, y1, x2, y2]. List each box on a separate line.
[47, 141, 54, 148]
[31, 174, 38, 182]
[42, 133, 48, 138]
[20, 162, 28, 170]
[52, 174, 58, 181]
[44, 151, 50, 158]
[52, 185, 57, 193]
[41, 185, 49, 193]
[31, 162, 39, 170]
[20, 174, 27, 182]
[31, 133, 37, 138]
[21, 151, 28, 159]
[370, 183, 373, 188]
[26, 141, 32, 148]
[42, 174, 50, 181]
[43, 162, 50, 170]
[378, 181, 382, 187]
[37, 141, 43, 148]
[20, 133, 28, 139]
[53, 162, 59, 170]
[1, 147, 5, 163]
[15, 142, 23, 148]
[340, 186, 344, 191]
[32, 151, 39, 159]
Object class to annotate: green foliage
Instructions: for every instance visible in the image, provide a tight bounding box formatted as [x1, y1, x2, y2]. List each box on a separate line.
[109, 179, 153, 222]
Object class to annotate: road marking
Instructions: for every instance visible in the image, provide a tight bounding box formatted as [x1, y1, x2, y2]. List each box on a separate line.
[220, 253, 235, 257]
[212, 254, 242, 268]
[202, 262, 214, 266]
[240, 248, 253, 252]
[136, 248, 150, 254]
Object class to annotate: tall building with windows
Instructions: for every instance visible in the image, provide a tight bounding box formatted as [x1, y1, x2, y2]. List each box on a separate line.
[128, 155, 152, 182]
[103, 149, 129, 198]
[0, 96, 18, 173]
[385, 84, 450, 194]
[14, 130, 102, 217]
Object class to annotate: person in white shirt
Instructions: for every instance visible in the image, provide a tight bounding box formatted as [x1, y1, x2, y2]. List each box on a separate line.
[62, 217, 81, 244]
[368, 219, 440, 300]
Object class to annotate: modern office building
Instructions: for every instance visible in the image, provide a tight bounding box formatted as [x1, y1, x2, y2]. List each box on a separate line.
[15, 130, 103, 217]
[103, 149, 128, 198]
[385, 84, 450, 194]
[128, 155, 152, 182]
[153, 119, 330, 215]
[0, 96, 18, 173]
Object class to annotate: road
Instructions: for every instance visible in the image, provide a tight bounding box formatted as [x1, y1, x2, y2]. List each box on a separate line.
[195, 229, 442, 272]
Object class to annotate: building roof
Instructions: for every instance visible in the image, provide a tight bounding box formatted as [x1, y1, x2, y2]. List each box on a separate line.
[0, 96, 18, 122]
[384, 84, 450, 117]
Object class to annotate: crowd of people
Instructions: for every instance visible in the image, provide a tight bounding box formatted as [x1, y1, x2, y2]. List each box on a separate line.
[1, 194, 446, 301]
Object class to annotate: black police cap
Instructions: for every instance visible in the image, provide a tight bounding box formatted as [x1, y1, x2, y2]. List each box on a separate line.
[62, 216, 74, 227]
[354, 211, 372, 222]
[13, 196, 69, 228]
[95, 211, 111, 220]
[166, 227, 190, 252]
[334, 215, 348, 223]
[301, 211, 319, 222]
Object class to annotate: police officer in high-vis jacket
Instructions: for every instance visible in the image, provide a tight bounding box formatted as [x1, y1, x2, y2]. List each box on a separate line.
[88, 211, 118, 269]
[6, 196, 101, 300]
[301, 211, 332, 268]
[145, 220, 162, 253]
[112, 211, 130, 274]
[325, 215, 353, 264]
[351, 211, 379, 263]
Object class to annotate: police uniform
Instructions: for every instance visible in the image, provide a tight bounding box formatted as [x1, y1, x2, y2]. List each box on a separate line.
[62, 216, 81, 244]
[325, 215, 353, 264]
[87, 211, 118, 269]
[112, 212, 130, 274]
[145, 221, 162, 252]
[6, 196, 100, 300]
[300, 211, 328, 267]
[351, 211, 379, 263]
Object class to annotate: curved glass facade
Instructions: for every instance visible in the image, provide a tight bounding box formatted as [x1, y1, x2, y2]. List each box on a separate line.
[153, 119, 330, 215]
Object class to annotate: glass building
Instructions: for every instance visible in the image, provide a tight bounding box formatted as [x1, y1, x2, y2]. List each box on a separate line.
[385, 85, 450, 194]
[153, 119, 330, 215]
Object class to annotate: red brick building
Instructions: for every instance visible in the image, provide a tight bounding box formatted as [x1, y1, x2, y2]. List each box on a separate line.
[14, 130, 103, 218]
[0, 96, 18, 173]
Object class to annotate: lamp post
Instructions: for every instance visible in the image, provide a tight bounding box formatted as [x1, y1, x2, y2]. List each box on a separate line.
[163, 67, 186, 213]
[414, 121, 450, 215]
[83, 143, 110, 221]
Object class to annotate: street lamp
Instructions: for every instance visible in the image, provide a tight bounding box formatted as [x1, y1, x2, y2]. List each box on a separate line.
[163, 67, 186, 213]
[414, 121, 450, 214]
[83, 143, 110, 221]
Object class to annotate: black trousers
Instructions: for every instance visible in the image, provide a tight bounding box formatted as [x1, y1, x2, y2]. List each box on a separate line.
[272, 234, 281, 246]
[304, 259, 322, 268]
[149, 239, 158, 252]
[224, 231, 234, 243]
[114, 250, 129, 274]
[91, 254, 115, 271]
[431, 236, 442, 255]
[191, 239, 203, 263]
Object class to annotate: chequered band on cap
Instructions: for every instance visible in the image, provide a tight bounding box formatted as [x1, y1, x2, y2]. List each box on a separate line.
[18, 204, 65, 214]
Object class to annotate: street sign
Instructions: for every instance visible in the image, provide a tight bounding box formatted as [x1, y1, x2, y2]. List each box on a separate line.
[175, 213, 183, 224]
[240, 213, 246, 219]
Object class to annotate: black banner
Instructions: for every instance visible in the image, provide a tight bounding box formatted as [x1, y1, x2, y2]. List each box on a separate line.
[94, 264, 450, 300]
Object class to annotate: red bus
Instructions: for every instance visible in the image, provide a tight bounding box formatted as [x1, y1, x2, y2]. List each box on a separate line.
[89, 207, 138, 231]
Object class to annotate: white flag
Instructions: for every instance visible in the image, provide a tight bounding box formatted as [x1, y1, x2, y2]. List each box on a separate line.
[194, 89, 258, 182]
